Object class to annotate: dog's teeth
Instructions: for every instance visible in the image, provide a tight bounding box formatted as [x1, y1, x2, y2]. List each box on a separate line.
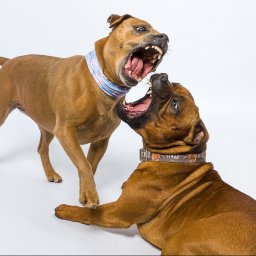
[145, 46, 150, 50]
[128, 71, 132, 76]
[155, 46, 163, 55]
[150, 58, 157, 64]
[157, 54, 162, 60]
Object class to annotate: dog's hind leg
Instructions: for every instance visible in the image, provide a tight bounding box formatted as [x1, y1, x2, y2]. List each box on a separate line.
[0, 85, 13, 126]
[0, 58, 14, 126]
[0, 107, 12, 127]
[37, 127, 62, 183]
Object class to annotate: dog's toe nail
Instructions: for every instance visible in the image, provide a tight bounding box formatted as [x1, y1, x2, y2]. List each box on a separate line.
[55, 177, 62, 183]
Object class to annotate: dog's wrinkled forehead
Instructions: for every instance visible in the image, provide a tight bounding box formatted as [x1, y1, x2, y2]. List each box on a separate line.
[107, 14, 133, 29]
[172, 83, 195, 102]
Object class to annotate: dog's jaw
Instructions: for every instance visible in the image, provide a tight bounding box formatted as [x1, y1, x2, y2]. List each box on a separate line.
[119, 44, 166, 88]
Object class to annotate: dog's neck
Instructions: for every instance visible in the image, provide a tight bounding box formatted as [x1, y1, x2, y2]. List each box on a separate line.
[140, 147, 206, 163]
[85, 49, 130, 98]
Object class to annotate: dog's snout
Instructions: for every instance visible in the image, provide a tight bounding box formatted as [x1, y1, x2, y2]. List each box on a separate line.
[160, 73, 168, 83]
[157, 33, 169, 42]
[150, 73, 168, 83]
[150, 73, 159, 81]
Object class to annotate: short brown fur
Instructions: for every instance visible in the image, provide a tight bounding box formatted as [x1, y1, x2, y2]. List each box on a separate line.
[0, 15, 167, 208]
[55, 74, 256, 255]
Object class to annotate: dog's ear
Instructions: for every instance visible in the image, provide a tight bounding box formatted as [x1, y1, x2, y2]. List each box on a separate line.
[107, 14, 133, 28]
[189, 120, 209, 153]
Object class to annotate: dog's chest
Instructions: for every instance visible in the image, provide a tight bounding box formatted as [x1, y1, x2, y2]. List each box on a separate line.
[77, 110, 120, 144]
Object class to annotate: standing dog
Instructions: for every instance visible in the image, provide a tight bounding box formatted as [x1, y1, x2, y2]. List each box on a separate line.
[0, 15, 168, 208]
[55, 73, 256, 255]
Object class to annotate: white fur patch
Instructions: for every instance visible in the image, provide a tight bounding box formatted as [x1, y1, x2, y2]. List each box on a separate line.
[0, 65, 2, 69]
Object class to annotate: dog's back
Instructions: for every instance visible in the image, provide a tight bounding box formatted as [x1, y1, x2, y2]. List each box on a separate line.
[135, 162, 256, 255]
[0, 57, 9, 65]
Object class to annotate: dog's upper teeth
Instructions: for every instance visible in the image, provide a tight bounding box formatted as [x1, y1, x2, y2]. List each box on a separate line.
[145, 46, 150, 50]
[154, 46, 163, 55]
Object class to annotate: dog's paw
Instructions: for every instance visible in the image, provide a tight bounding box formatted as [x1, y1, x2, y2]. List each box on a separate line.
[47, 172, 62, 183]
[55, 204, 91, 224]
[79, 189, 100, 209]
[55, 204, 69, 219]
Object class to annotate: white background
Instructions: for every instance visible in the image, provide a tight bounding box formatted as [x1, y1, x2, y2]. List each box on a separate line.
[0, 0, 256, 255]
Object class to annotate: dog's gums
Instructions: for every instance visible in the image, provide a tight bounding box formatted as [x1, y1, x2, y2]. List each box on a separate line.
[124, 45, 163, 82]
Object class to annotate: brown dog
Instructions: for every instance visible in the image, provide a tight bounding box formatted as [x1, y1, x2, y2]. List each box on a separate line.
[55, 73, 256, 255]
[0, 15, 168, 208]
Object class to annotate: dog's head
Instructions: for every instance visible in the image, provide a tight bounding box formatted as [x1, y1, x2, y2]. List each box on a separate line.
[118, 73, 208, 154]
[96, 14, 169, 88]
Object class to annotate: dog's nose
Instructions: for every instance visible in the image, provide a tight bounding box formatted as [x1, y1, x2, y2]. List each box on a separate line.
[160, 73, 168, 83]
[157, 33, 169, 42]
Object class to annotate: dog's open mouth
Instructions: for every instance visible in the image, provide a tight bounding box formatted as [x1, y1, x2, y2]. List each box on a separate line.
[121, 84, 153, 119]
[124, 45, 163, 82]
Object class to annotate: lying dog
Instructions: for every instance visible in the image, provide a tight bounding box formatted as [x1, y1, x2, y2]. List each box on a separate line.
[55, 73, 256, 255]
[0, 14, 168, 208]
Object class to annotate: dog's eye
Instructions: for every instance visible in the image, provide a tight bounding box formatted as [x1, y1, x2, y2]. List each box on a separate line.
[172, 97, 179, 113]
[135, 26, 147, 32]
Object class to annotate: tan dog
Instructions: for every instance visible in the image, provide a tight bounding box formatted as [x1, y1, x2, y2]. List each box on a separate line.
[0, 15, 168, 208]
[55, 73, 256, 255]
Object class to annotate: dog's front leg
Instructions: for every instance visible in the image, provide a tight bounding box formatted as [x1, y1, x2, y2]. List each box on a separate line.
[55, 187, 158, 228]
[87, 137, 110, 174]
[55, 202, 133, 228]
[54, 124, 99, 208]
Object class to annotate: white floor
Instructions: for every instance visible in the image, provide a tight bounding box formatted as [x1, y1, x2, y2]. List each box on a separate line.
[0, 108, 256, 255]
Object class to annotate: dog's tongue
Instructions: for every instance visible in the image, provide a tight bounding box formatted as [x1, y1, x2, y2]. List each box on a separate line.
[131, 57, 143, 76]
[125, 57, 154, 80]
[133, 97, 152, 111]
[141, 62, 154, 78]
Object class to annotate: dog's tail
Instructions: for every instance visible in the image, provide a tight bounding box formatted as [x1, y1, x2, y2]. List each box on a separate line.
[0, 57, 10, 66]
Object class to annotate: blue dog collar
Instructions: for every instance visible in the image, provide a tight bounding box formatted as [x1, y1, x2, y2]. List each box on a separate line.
[85, 50, 130, 98]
